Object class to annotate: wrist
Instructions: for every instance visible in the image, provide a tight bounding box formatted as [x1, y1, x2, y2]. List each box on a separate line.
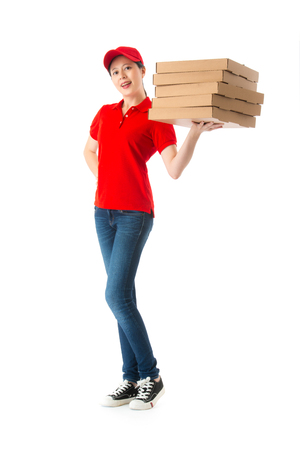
[189, 125, 202, 141]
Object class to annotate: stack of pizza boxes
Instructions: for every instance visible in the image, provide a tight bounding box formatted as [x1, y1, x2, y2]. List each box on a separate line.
[148, 58, 264, 128]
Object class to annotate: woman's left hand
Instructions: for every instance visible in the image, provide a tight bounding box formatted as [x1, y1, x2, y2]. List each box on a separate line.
[191, 121, 224, 134]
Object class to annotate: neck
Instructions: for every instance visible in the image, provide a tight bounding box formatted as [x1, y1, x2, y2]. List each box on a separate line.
[122, 91, 147, 112]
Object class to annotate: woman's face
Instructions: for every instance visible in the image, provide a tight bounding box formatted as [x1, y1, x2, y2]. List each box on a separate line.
[110, 55, 145, 98]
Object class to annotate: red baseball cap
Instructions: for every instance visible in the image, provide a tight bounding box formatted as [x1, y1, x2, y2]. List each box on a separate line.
[103, 46, 144, 71]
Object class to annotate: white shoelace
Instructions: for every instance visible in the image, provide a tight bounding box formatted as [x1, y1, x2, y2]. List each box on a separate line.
[110, 380, 132, 397]
[136, 377, 154, 400]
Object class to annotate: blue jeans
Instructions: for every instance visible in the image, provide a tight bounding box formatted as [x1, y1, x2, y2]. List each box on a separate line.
[94, 207, 159, 382]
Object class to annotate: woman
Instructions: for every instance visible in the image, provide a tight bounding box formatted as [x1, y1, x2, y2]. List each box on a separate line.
[83, 46, 222, 410]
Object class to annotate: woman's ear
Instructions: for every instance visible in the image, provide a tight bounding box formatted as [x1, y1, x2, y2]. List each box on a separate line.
[141, 67, 146, 78]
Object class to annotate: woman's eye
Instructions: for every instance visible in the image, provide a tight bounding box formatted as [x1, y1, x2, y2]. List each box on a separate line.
[125, 66, 131, 70]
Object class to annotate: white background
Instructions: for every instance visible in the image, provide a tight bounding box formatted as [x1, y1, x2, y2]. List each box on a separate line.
[1, 1, 299, 449]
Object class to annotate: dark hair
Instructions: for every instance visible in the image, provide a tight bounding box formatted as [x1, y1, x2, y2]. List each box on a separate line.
[108, 59, 147, 96]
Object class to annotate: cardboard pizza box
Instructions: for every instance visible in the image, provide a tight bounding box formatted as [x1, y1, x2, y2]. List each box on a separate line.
[153, 70, 257, 92]
[148, 106, 256, 128]
[152, 93, 261, 116]
[155, 82, 264, 105]
[156, 58, 259, 82]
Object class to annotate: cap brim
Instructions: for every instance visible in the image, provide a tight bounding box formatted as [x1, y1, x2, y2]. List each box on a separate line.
[103, 49, 141, 71]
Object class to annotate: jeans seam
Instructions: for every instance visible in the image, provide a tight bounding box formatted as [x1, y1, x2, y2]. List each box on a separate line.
[139, 211, 145, 237]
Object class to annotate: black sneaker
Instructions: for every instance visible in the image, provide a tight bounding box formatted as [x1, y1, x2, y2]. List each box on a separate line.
[129, 377, 165, 410]
[100, 380, 138, 407]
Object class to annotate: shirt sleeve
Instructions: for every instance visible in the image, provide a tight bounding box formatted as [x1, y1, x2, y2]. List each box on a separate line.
[151, 121, 177, 154]
[89, 107, 103, 141]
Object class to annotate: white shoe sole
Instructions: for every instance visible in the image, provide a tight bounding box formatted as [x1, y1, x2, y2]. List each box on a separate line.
[100, 396, 133, 407]
[129, 386, 165, 410]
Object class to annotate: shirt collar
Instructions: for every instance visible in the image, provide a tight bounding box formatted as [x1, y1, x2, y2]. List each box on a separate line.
[112, 97, 151, 113]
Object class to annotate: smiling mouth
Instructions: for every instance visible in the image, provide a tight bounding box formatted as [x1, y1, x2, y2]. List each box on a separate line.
[121, 82, 131, 88]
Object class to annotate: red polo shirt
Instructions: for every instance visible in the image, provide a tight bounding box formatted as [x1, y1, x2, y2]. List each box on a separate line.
[90, 97, 177, 216]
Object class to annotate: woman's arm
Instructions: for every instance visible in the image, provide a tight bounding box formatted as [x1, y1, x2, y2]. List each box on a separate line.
[161, 121, 223, 179]
[83, 135, 98, 178]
